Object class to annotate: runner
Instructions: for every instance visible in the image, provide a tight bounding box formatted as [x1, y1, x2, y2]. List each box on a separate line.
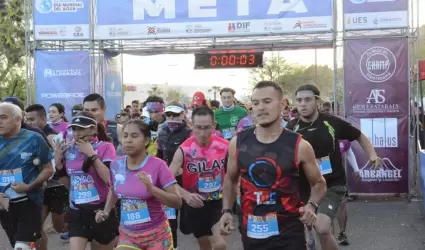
[71, 104, 83, 117]
[95, 119, 181, 250]
[131, 100, 141, 115]
[49, 103, 70, 134]
[54, 112, 118, 250]
[219, 81, 327, 250]
[214, 88, 248, 140]
[157, 102, 192, 250]
[144, 96, 167, 156]
[0, 102, 54, 249]
[25, 104, 68, 250]
[169, 106, 228, 250]
[286, 84, 381, 250]
[83, 93, 123, 149]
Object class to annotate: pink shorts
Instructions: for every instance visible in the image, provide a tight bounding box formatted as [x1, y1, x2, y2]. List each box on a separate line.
[117, 220, 174, 250]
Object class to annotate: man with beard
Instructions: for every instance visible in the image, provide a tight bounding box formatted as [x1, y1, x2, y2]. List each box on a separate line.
[219, 81, 327, 250]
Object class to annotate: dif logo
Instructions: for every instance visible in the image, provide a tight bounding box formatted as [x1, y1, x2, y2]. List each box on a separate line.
[228, 22, 250, 32]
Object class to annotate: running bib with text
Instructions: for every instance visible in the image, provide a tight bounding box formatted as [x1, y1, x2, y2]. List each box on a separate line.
[198, 173, 221, 193]
[121, 199, 151, 225]
[247, 214, 279, 239]
[0, 169, 26, 199]
[71, 174, 100, 204]
[163, 205, 176, 220]
[317, 157, 332, 175]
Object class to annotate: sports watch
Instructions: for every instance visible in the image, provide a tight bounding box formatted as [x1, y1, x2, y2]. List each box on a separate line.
[308, 200, 319, 213]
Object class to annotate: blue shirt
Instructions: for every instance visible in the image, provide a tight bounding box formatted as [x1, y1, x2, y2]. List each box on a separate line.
[0, 129, 54, 206]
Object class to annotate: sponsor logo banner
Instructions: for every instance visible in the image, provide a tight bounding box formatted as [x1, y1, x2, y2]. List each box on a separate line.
[33, 0, 90, 40]
[343, 0, 408, 30]
[35, 51, 91, 119]
[344, 38, 409, 194]
[95, 0, 333, 39]
[103, 52, 123, 120]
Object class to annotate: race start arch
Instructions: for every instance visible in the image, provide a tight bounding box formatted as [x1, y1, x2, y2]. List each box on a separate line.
[25, 0, 420, 196]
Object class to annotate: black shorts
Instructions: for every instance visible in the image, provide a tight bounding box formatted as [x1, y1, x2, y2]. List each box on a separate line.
[0, 199, 42, 247]
[179, 200, 222, 238]
[43, 185, 68, 214]
[241, 221, 306, 250]
[65, 205, 119, 245]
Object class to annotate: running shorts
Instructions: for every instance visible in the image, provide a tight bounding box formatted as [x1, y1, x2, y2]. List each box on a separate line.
[43, 185, 68, 214]
[317, 185, 347, 220]
[179, 200, 222, 238]
[118, 220, 173, 250]
[65, 205, 119, 245]
[0, 199, 42, 247]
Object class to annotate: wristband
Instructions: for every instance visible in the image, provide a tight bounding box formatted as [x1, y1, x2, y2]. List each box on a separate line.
[221, 209, 233, 215]
[88, 155, 99, 162]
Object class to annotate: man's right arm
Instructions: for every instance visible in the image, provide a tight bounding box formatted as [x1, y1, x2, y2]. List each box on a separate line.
[298, 139, 327, 205]
[222, 137, 239, 210]
[169, 148, 190, 199]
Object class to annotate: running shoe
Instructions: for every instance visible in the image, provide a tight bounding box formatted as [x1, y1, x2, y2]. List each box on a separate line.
[337, 231, 350, 246]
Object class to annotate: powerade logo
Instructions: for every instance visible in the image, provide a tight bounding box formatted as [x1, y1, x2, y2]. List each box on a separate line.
[35, 0, 85, 14]
[44, 68, 82, 77]
[41, 93, 85, 98]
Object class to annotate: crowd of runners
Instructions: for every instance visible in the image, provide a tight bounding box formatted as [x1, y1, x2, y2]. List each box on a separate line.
[0, 82, 381, 250]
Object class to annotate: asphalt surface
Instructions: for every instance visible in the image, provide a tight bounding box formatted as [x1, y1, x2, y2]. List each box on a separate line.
[0, 200, 425, 250]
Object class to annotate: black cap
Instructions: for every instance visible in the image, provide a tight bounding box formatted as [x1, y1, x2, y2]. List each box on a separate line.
[3, 97, 24, 110]
[68, 116, 97, 129]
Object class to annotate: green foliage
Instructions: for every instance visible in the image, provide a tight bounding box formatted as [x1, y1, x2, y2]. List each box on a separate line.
[208, 85, 221, 100]
[0, 0, 26, 101]
[147, 85, 164, 97]
[165, 87, 190, 105]
[249, 56, 339, 102]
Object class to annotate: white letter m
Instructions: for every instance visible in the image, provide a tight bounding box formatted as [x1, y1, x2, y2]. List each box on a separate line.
[133, 0, 176, 20]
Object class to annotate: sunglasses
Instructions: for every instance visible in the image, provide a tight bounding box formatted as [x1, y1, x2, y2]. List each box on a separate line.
[165, 112, 181, 118]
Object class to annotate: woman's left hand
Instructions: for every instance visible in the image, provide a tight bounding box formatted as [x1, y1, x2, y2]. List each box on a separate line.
[137, 172, 153, 192]
[75, 139, 96, 156]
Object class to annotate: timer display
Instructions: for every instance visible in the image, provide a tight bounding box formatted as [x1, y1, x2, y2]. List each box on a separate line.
[194, 51, 263, 69]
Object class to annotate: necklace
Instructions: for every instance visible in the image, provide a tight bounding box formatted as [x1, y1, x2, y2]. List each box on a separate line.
[293, 112, 319, 132]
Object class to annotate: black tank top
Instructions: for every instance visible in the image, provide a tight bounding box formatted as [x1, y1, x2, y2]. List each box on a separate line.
[237, 127, 304, 233]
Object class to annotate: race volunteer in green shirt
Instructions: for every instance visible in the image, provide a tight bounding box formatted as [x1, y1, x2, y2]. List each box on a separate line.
[214, 88, 248, 140]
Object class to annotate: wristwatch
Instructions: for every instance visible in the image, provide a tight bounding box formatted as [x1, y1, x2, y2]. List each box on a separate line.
[307, 200, 319, 213]
[221, 209, 233, 215]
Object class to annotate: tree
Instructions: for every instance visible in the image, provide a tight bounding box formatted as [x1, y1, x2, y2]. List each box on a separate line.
[249, 57, 295, 83]
[419, 25, 425, 60]
[147, 85, 164, 96]
[165, 87, 190, 104]
[0, 0, 26, 101]
[208, 85, 221, 100]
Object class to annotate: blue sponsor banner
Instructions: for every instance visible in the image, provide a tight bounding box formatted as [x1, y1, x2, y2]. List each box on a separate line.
[103, 52, 123, 120]
[35, 51, 91, 119]
[95, 0, 333, 39]
[33, 0, 90, 40]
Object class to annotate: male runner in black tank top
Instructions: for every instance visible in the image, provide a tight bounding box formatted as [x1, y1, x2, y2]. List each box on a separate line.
[219, 81, 327, 250]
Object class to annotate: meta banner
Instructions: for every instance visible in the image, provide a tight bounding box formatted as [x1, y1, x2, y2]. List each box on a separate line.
[94, 0, 333, 39]
[35, 51, 91, 119]
[33, 0, 90, 40]
[103, 51, 123, 120]
[344, 0, 408, 30]
[344, 38, 409, 194]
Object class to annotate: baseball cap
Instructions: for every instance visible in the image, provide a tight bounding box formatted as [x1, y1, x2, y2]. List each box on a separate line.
[2, 97, 24, 110]
[192, 92, 206, 106]
[68, 115, 97, 129]
[165, 105, 185, 114]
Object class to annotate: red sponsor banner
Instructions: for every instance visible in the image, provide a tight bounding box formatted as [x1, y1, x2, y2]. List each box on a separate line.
[344, 38, 409, 194]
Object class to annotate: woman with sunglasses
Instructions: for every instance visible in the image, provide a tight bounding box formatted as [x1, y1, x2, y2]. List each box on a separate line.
[54, 112, 118, 250]
[96, 119, 181, 250]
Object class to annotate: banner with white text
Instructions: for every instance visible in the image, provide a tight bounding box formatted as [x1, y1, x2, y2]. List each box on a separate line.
[103, 51, 123, 120]
[344, 38, 409, 194]
[35, 51, 91, 119]
[94, 0, 333, 39]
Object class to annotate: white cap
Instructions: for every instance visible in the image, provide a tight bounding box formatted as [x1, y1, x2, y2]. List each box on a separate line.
[165, 105, 184, 113]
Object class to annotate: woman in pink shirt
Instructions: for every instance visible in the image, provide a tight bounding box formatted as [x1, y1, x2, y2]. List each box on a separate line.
[96, 119, 181, 250]
[54, 112, 118, 250]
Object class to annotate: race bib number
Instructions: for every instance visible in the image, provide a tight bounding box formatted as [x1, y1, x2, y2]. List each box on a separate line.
[163, 205, 176, 220]
[151, 131, 159, 141]
[198, 173, 221, 193]
[222, 128, 235, 139]
[247, 214, 279, 239]
[317, 156, 332, 175]
[121, 199, 151, 225]
[0, 169, 26, 199]
[71, 174, 100, 204]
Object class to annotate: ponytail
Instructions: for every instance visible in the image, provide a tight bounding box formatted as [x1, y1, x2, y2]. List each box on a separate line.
[96, 123, 112, 142]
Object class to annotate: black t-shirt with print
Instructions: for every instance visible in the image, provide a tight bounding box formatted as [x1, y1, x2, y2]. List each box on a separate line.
[286, 113, 361, 197]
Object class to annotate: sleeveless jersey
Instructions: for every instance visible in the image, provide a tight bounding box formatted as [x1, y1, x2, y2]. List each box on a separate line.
[180, 135, 229, 201]
[237, 127, 304, 238]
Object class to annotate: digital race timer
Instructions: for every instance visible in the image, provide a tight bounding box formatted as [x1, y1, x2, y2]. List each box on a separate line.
[194, 50, 263, 69]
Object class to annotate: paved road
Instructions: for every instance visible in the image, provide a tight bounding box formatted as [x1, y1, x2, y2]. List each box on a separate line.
[0, 200, 425, 250]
